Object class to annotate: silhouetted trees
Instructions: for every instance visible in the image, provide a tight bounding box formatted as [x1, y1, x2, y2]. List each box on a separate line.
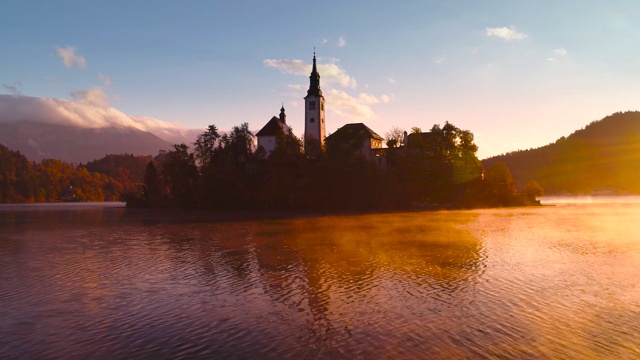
[125, 120, 534, 210]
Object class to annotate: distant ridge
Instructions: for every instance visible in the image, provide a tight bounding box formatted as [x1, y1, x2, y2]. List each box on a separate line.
[483, 111, 640, 194]
[0, 121, 172, 163]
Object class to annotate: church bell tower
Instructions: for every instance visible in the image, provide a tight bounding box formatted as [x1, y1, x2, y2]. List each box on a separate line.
[304, 52, 326, 157]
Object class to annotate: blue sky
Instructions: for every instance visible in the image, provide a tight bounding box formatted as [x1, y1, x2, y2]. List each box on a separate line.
[1, 1, 639, 158]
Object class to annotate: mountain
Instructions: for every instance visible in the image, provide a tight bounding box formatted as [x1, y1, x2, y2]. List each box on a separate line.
[483, 111, 640, 194]
[0, 121, 172, 163]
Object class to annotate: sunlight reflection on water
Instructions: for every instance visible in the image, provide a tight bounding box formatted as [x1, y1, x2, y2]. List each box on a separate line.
[0, 201, 639, 358]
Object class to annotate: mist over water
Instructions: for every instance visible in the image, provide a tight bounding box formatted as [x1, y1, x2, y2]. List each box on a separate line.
[0, 201, 639, 358]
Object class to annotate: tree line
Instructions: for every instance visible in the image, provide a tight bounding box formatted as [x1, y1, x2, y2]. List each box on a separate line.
[483, 111, 640, 194]
[125, 122, 542, 210]
[0, 144, 150, 203]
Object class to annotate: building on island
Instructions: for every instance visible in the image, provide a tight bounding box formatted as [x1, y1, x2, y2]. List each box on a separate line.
[303, 52, 326, 158]
[256, 105, 292, 156]
[325, 123, 386, 167]
[257, 52, 385, 166]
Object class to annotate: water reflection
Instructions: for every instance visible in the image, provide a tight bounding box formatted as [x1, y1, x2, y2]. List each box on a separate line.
[134, 211, 486, 358]
[1, 203, 639, 358]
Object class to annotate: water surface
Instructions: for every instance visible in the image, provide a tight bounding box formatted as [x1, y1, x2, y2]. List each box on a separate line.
[1, 200, 639, 358]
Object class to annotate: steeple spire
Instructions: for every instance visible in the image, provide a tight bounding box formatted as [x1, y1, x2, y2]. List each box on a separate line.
[307, 51, 322, 97]
[279, 103, 286, 123]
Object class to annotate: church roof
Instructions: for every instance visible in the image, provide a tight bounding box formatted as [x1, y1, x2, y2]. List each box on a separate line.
[407, 131, 437, 143]
[256, 116, 289, 137]
[306, 53, 323, 98]
[326, 123, 384, 142]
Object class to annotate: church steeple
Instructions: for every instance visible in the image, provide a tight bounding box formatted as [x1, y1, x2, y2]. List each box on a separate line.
[279, 103, 286, 123]
[307, 52, 322, 97]
[304, 51, 326, 157]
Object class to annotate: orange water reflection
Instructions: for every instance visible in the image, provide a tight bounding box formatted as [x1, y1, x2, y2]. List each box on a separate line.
[1, 203, 639, 358]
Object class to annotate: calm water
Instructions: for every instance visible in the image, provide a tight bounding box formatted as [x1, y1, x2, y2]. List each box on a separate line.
[0, 199, 639, 359]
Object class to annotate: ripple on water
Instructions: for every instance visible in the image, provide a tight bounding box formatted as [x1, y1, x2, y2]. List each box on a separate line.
[0, 204, 639, 358]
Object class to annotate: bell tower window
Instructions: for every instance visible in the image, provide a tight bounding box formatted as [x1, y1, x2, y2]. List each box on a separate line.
[309, 101, 316, 110]
[310, 118, 315, 123]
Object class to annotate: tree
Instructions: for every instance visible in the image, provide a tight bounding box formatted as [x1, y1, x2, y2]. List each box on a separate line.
[161, 144, 199, 208]
[143, 161, 165, 207]
[399, 122, 483, 204]
[524, 179, 544, 197]
[384, 126, 405, 148]
[194, 124, 220, 167]
[483, 162, 517, 206]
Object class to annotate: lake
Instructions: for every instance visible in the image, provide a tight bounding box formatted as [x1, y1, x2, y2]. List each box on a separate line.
[1, 198, 639, 359]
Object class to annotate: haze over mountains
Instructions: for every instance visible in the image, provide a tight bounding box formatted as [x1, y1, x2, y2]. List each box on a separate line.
[0, 121, 172, 163]
[0, 93, 201, 163]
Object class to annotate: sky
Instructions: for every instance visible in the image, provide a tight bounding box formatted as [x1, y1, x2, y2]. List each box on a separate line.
[1, 1, 640, 159]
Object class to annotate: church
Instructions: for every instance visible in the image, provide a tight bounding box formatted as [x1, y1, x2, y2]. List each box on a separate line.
[256, 53, 384, 164]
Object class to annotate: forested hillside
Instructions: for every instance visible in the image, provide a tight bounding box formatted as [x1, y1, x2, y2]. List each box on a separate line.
[0, 144, 148, 203]
[84, 154, 153, 191]
[483, 111, 640, 194]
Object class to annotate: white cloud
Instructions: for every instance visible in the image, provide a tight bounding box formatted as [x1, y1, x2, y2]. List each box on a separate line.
[98, 73, 112, 87]
[548, 47, 568, 61]
[486, 26, 527, 41]
[553, 48, 567, 56]
[287, 84, 304, 90]
[265, 57, 391, 120]
[337, 36, 347, 47]
[0, 93, 197, 144]
[263, 58, 357, 88]
[325, 89, 376, 119]
[434, 57, 445, 64]
[387, 77, 396, 84]
[54, 45, 87, 69]
[263, 59, 309, 76]
[319, 62, 357, 88]
[71, 87, 110, 108]
[324, 90, 392, 119]
[358, 93, 379, 104]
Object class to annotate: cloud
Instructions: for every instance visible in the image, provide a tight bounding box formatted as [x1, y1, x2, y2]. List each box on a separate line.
[386, 77, 396, 84]
[265, 57, 390, 120]
[98, 73, 112, 87]
[553, 48, 567, 56]
[486, 26, 527, 41]
[0, 93, 197, 144]
[547, 47, 568, 61]
[263, 58, 357, 88]
[434, 57, 445, 64]
[71, 87, 111, 108]
[324, 90, 391, 119]
[2, 82, 22, 95]
[325, 89, 375, 119]
[337, 36, 347, 47]
[54, 45, 87, 69]
[263, 59, 309, 75]
[380, 94, 392, 103]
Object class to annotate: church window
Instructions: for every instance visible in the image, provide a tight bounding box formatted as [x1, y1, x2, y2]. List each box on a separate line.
[309, 101, 316, 110]
[321, 102, 324, 111]
[310, 118, 315, 123]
